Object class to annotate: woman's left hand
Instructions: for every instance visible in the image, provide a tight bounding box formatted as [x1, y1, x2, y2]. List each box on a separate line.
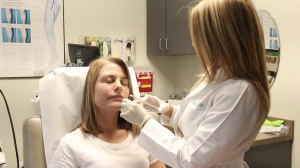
[121, 98, 150, 127]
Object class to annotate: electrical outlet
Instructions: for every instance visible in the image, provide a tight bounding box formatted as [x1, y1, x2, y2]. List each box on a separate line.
[32, 91, 39, 99]
[19, 161, 23, 168]
[78, 35, 86, 44]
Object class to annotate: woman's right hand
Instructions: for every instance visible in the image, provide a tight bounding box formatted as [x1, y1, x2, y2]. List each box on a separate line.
[141, 95, 169, 113]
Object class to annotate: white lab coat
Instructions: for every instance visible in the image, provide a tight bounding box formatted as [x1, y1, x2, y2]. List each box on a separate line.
[138, 69, 264, 168]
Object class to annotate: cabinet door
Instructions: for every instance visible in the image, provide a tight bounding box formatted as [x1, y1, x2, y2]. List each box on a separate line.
[147, 0, 166, 55]
[166, 0, 195, 55]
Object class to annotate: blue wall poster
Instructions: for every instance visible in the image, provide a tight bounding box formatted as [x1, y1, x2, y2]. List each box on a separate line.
[257, 10, 280, 50]
[0, 0, 64, 77]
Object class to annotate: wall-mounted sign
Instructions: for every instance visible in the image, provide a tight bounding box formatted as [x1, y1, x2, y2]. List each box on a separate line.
[0, 0, 64, 78]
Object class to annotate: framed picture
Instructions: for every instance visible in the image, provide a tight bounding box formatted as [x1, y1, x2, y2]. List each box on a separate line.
[0, 0, 65, 78]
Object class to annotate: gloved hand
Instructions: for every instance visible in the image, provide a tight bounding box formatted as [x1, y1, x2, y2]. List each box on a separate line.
[141, 95, 169, 113]
[120, 99, 150, 127]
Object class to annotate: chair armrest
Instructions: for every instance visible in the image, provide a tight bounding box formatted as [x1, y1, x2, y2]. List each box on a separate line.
[23, 116, 47, 168]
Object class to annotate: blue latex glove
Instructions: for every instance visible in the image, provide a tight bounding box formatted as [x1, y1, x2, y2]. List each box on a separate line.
[120, 98, 150, 127]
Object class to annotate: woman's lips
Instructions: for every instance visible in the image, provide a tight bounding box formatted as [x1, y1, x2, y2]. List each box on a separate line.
[110, 95, 123, 100]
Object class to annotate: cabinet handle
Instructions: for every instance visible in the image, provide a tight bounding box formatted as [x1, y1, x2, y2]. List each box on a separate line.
[159, 39, 164, 50]
[166, 38, 170, 49]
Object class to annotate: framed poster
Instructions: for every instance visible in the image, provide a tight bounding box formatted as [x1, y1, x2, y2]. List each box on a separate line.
[0, 0, 64, 77]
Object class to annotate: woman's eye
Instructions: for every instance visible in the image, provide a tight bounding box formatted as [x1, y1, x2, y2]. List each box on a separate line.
[121, 80, 129, 86]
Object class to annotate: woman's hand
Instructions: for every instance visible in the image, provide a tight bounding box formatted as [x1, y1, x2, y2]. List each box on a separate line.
[120, 99, 150, 127]
[141, 95, 169, 113]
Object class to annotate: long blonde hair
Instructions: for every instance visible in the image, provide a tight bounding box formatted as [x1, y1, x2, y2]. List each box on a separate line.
[189, 0, 270, 119]
[78, 57, 140, 136]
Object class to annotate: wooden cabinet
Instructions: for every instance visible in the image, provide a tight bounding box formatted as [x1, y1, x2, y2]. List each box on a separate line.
[147, 0, 195, 55]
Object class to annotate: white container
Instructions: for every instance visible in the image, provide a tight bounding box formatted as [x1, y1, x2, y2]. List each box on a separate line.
[168, 99, 182, 106]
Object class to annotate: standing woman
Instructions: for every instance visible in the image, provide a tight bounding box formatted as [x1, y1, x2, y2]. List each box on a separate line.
[120, 0, 270, 167]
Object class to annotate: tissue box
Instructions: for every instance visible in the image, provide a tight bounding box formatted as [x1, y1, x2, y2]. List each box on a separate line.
[266, 126, 290, 135]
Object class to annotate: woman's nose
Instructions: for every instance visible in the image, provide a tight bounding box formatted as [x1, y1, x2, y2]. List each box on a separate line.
[114, 81, 122, 91]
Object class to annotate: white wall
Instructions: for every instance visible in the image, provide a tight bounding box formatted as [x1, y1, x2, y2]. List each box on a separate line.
[64, 0, 178, 100]
[0, 0, 181, 167]
[1, 0, 299, 167]
[0, 79, 39, 168]
[173, 55, 200, 94]
[252, 1, 300, 167]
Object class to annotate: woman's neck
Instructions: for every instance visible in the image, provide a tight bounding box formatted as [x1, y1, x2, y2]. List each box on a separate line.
[96, 109, 120, 132]
[95, 109, 128, 143]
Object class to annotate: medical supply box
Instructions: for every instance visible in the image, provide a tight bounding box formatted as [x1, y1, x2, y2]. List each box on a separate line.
[131, 66, 153, 93]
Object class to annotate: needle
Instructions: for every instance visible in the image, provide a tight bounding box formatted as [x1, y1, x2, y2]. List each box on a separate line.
[129, 94, 158, 109]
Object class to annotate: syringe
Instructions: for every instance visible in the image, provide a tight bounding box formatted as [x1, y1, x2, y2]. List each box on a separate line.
[129, 94, 158, 109]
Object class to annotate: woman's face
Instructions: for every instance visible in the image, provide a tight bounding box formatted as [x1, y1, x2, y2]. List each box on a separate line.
[94, 62, 130, 112]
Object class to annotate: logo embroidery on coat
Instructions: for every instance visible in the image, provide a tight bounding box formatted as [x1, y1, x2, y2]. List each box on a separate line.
[190, 100, 204, 108]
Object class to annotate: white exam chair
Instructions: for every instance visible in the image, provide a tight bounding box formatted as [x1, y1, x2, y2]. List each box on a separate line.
[23, 67, 159, 168]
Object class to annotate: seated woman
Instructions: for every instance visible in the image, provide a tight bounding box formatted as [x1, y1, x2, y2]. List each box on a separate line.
[49, 56, 165, 168]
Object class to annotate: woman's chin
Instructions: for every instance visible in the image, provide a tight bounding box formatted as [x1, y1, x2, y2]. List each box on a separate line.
[111, 104, 122, 111]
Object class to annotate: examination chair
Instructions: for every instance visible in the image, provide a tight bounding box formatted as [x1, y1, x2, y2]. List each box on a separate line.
[23, 113, 159, 168]
[23, 67, 158, 168]
[23, 116, 46, 168]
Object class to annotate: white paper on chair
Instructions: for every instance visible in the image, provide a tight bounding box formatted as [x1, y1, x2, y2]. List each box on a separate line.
[39, 67, 89, 166]
[128, 67, 140, 99]
[39, 66, 140, 166]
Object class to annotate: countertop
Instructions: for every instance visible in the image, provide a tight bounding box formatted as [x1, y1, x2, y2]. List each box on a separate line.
[251, 116, 294, 147]
[161, 116, 294, 148]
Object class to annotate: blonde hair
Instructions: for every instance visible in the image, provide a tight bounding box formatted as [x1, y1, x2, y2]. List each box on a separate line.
[189, 0, 270, 119]
[78, 56, 140, 136]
